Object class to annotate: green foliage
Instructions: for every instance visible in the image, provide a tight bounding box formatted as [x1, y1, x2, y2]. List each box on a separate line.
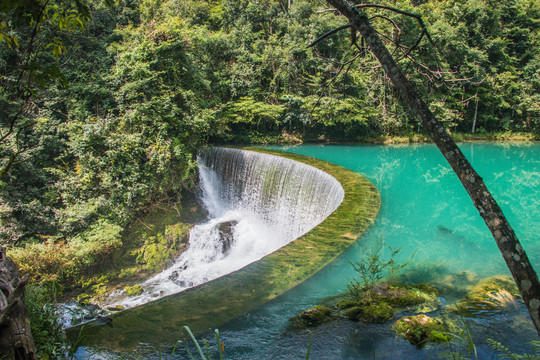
[486, 339, 540, 360]
[347, 239, 417, 300]
[2, 0, 540, 292]
[26, 283, 67, 359]
[173, 326, 225, 360]
[125, 284, 144, 296]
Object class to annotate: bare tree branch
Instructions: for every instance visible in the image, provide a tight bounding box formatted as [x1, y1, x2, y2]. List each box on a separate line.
[354, 3, 446, 79]
[307, 23, 352, 48]
[368, 14, 401, 44]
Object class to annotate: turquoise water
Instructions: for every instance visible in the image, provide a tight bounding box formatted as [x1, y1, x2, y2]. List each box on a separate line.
[213, 143, 540, 360]
[271, 142, 540, 278]
[78, 143, 540, 359]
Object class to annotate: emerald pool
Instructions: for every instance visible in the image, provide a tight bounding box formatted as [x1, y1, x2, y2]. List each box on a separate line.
[217, 143, 540, 360]
[77, 142, 540, 359]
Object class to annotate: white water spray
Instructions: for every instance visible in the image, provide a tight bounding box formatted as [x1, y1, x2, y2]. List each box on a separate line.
[109, 148, 344, 308]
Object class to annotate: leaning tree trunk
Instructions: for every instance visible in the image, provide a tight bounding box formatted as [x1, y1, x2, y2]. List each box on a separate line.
[0, 247, 36, 360]
[326, 0, 540, 334]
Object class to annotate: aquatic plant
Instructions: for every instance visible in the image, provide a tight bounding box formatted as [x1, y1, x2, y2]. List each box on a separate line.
[173, 326, 224, 360]
[486, 339, 540, 360]
[347, 239, 417, 300]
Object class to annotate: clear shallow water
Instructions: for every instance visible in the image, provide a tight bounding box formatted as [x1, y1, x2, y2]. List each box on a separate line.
[78, 143, 540, 359]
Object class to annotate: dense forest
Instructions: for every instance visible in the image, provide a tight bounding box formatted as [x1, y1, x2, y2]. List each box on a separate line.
[0, 0, 539, 354]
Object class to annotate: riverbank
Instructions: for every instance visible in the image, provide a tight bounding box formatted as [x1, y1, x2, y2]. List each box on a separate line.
[71, 193, 208, 305]
[12, 191, 207, 307]
[218, 130, 539, 146]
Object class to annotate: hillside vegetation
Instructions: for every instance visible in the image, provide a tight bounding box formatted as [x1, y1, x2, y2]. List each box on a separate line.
[1, 0, 539, 286]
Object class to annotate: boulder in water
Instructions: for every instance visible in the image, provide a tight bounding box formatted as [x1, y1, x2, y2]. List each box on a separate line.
[393, 314, 450, 346]
[125, 285, 144, 296]
[216, 220, 238, 254]
[290, 305, 332, 328]
[452, 275, 519, 315]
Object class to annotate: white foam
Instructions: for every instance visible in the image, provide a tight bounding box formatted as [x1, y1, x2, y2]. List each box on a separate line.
[106, 148, 344, 308]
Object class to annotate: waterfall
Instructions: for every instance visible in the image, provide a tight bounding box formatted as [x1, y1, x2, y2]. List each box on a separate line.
[110, 147, 344, 308]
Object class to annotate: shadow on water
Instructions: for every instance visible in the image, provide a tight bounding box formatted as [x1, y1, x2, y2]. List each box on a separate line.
[435, 225, 483, 252]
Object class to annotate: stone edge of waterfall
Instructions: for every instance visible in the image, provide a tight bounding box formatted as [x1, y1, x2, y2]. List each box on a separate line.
[198, 146, 346, 243]
[68, 147, 381, 349]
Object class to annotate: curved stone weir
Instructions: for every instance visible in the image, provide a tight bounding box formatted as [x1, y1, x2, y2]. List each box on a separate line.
[68, 148, 380, 350]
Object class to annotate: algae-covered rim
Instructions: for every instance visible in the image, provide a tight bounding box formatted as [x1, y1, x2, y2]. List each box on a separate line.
[70, 147, 381, 350]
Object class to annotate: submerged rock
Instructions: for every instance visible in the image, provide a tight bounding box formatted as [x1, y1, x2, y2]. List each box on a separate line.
[291, 305, 332, 328]
[393, 314, 450, 346]
[333, 284, 439, 324]
[395, 262, 448, 284]
[452, 275, 519, 315]
[106, 304, 125, 311]
[434, 270, 479, 298]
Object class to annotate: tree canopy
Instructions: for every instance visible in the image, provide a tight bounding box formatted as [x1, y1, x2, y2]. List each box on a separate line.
[0, 0, 539, 296]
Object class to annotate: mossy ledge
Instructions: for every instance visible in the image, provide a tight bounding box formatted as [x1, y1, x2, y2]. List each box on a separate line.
[69, 147, 380, 349]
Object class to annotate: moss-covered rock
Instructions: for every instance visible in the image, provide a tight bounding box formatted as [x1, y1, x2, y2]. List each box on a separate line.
[453, 275, 519, 315]
[300, 305, 331, 325]
[106, 304, 125, 311]
[77, 293, 91, 305]
[343, 306, 363, 320]
[393, 314, 450, 346]
[363, 284, 438, 308]
[337, 299, 359, 310]
[112, 201, 197, 275]
[290, 305, 333, 328]
[359, 303, 394, 323]
[338, 284, 439, 323]
[125, 285, 144, 296]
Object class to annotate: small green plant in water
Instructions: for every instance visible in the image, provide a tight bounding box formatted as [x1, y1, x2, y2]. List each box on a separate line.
[172, 326, 224, 360]
[173, 325, 314, 360]
[347, 239, 417, 300]
[486, 339, 540, 360]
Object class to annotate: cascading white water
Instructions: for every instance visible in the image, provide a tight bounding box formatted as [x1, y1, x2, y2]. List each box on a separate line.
[109, 148, 344, 308]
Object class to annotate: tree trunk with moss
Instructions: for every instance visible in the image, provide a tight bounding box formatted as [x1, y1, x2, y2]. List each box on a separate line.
[0, 247, 36, 360]
[325, 0, 540, 334]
